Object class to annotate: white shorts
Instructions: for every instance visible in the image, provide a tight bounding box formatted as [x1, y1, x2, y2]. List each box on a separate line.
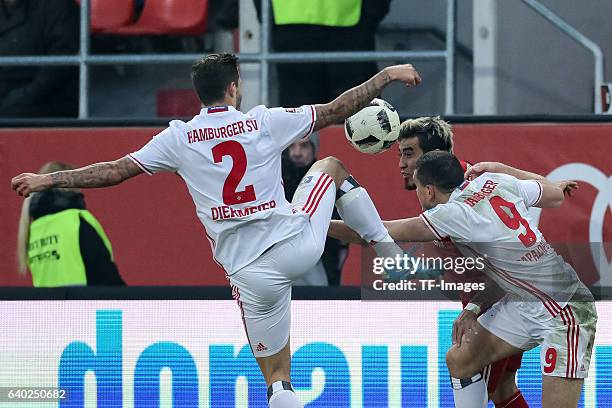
[228, 172, 336, 357]
[478, 287, 597, 379]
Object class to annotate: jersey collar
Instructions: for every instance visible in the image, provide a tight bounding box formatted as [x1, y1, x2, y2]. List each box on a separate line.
[203, 105, 236, 114]
[449, 182, 468, 201]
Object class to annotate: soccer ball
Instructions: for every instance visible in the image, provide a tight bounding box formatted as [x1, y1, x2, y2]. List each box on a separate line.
[344, 98, 400, 154]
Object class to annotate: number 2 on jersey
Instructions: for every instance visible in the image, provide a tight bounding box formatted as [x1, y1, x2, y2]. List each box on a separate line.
[212, 141, 256, 205]
[489, 196, 536, 247]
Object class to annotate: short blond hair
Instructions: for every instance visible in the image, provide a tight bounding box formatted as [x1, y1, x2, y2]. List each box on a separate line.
[398, 116, 454, 153]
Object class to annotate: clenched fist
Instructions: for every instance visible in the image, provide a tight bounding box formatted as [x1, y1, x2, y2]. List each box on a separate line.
[384, 64, 422, 88]
[11, 173, 51, 197]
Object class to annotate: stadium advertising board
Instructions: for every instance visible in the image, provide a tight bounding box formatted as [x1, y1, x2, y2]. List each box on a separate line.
[0, 300, 610, 407]
[1, 123, 609, 286]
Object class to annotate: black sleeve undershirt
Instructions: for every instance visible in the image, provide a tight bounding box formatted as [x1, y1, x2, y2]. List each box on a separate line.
[79, 217, 126, 286]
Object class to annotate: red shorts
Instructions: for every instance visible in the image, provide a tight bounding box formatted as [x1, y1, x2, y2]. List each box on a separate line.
[486, 353, 523, 393]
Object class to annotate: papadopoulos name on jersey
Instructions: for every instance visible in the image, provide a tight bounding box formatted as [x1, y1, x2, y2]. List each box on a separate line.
[211, 200, 276, 220]
[519, 239, 553, 262]
[187, 119, 259, 144]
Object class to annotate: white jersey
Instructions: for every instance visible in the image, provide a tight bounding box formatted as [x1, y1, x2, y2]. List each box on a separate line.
[128, 104, 316, 274]
[420, 172, 583, 316]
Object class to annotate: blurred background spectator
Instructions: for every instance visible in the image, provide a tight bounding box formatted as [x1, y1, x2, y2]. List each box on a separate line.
[282, 134, 349, 286]
[254, 0, 391, 107]
[0, 0, 79, 117]
[17, 162, 124, 287]
[209, 0, 238, 35]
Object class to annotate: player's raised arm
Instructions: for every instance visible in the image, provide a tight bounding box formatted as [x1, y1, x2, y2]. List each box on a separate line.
[11, 156, 143, 197]
[465, 161, 576, 207]
[382, 218, 437, 242]
[521, 178, 566, 209]
[313, 64, 421, 131]
[465, 161, 545, 181]
[329, 218, 438, 243]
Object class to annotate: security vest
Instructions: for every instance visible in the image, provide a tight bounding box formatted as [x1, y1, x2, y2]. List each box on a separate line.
[27, 209, 113, 287]
[272, 0, 362, 27]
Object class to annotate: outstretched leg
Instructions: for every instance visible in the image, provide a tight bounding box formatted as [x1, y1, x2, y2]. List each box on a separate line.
[237, 155, 399, 407]
[305, 157, 402, 257]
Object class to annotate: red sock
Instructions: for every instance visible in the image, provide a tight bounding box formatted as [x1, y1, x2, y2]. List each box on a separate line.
[496, 390, 529, 408]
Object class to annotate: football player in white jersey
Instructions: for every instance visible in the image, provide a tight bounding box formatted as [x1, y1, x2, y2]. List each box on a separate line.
[11, 53, 421, 407]
[330, 151, 596, 408]
[396, 116, 530, 408]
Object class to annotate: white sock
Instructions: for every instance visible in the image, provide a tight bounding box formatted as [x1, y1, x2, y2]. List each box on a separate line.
[268, 381, 303, 408]
[335, 181, 388, 244]
[371, 233, 406, 260]
[451, 373, 488, 408]
[335, 178, 403, 259]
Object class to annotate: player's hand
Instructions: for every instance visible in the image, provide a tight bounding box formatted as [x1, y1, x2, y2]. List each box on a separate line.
[464, 161, 502, 180]
[557, 180, 578, 197]
[384, 64, 422, 88]
[11, 173, 51, 197]
[452, 309, 479, 348]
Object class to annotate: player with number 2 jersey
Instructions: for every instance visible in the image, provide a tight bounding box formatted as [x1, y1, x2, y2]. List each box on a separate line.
[11, 53, 422, 408]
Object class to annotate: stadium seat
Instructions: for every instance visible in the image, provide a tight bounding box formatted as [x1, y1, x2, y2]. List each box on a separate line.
[75, 0, 135, 34]
[112, 0, 209, 36]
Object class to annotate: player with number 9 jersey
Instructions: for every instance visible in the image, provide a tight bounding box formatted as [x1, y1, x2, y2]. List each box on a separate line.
[328, 151, 595, 407]
[421, 171, 583, 310]
[411, 153, 595, 407]
[395, 116, 527, 407]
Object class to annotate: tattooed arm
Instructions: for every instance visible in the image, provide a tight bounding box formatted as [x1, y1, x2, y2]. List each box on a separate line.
[313, 64, 421, 132]
[11, 156, 143, 197]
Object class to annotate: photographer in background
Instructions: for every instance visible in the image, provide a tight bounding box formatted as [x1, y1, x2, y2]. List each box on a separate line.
[282, 134, 348, 286]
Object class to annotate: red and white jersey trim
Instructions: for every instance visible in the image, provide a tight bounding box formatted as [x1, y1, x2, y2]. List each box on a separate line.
[420, 213, 445, 241]
[469, 247, 562, 317]
[304, 105, 316, 138]
[301, 174, 334, 216]
[533, 181, 543, 206]
[127, 153, 153, 175]
[559, 306, 580, 378]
